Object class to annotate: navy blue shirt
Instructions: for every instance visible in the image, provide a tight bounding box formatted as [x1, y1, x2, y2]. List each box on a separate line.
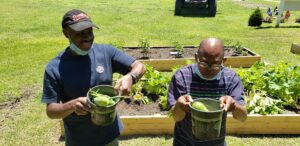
[42, 44, 135, 146]
[168, 64, 245, 146]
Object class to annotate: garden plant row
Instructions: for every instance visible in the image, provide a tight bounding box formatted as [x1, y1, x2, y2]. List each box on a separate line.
[132, 61, 300, 115]
[119, 40, 261, 71]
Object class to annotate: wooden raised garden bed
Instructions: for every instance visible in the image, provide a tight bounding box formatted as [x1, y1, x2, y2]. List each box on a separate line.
[291, 43, 300, 54]
[59, 114, 300, 137]
[123, 46, 261, 71]
[120, 114, 300, 135]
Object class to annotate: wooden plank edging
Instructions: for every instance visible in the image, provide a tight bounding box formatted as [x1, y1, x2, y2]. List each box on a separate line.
[137, 48, 261, 71]
[120, 114, 300, 135]
[59, 114, 300, 137]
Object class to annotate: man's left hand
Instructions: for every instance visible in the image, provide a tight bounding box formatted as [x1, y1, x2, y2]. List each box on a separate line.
[219, 95, 236, 112]
[114, 74, 133, 95]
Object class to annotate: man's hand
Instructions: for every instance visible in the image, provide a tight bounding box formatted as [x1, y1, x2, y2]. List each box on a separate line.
[220, 95, 248, 122]
[46, 97, 91, 119]
[114, 74, 133, 95]
[115, 60, 145, 95]
[171, 95, 193, 122]
[219, 95, 236, 112]
[72, 97, 90, 115]
[176, 95, 194, 112]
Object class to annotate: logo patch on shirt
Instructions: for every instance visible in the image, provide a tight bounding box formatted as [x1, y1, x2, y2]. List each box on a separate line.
[96, 66, 104, 73]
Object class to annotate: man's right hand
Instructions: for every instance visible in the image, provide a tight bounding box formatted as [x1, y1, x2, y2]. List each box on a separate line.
[46, 97, 91, 119]
[171, 95, 193, 122]
[72, 97, 91, 116]
[176, 95, 193, 112]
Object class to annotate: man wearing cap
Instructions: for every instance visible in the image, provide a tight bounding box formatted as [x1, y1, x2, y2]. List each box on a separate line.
[168, 38, 247, 146]
[41, 9, 145, 146]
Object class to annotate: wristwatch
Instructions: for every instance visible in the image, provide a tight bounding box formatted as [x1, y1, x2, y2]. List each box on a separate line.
[129, 72, 138, 84]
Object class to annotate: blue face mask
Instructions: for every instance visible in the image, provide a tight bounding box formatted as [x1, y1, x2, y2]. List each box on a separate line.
[195, 67, 222, 80]
[69, 42, 91, 56]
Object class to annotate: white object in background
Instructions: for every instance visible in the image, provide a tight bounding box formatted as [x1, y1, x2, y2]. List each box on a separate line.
[276, 0, 300, 27]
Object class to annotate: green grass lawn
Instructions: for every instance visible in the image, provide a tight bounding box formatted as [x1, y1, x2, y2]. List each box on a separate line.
[0, 0, 300, 145]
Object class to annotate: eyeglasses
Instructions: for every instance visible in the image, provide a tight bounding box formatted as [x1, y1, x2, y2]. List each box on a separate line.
[197, 61, 223, 70]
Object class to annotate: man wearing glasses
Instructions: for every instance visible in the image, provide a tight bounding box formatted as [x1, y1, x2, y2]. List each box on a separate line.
[167, 38, 247, 146]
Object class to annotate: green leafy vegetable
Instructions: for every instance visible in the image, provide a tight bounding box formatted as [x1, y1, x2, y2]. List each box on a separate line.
[91, 91, 115, 107]
[246, 91, 283, 115]
[238, 61, 300, 113]
[192, 101, 209, 112]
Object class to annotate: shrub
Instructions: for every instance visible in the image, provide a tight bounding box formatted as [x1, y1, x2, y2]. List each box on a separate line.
[248, 8, 263, 27]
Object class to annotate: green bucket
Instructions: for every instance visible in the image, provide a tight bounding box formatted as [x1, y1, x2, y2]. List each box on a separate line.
[87, 85, 120, 126]
[189, 98, 224, 141]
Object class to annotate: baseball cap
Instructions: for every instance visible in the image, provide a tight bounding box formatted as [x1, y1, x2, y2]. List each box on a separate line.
[62, 9, 99, 31]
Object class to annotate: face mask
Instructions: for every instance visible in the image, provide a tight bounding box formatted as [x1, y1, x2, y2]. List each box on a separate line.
[195, 67, 222, 80]
[69, 42, 91, 56]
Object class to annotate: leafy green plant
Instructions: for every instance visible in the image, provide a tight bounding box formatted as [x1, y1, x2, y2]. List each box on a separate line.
[246, 91, 283, 115]
[159, 89, 168, 110]
[233, 41, 248, 56]
[233, 41, 242, 54]
[238, 61, 300, 111]
[130, 65, 171, 110]
[262, 62, 300, 108]
[248, 8, 263, 27]
[172, 41, 184, 58]
[143, 65, 170, 95]
[132, 61, 300, 113]
[130, 81, 150, 104]
[139, 39, 151, 59]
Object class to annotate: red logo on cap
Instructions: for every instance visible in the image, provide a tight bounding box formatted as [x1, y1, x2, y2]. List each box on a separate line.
[72, 13, 89, 22]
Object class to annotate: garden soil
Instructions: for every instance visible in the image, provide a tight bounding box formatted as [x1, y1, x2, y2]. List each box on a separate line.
[123, 46, 250, 60]
[116, 98, 168, 116]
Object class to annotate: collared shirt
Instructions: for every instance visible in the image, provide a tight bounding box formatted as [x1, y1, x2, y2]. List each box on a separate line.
[167, 63, 245, 146]
[42, 44, 135, 146]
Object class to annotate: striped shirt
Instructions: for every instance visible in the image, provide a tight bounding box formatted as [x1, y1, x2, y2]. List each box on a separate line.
[167, 64, 245, 146]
